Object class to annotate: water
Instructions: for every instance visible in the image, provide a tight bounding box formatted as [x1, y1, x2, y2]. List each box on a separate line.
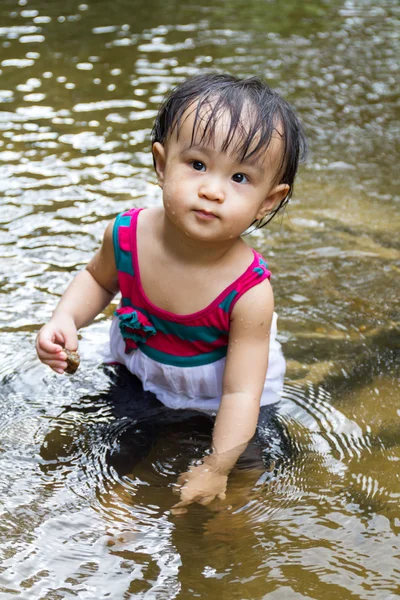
[0, 0, 399, 598]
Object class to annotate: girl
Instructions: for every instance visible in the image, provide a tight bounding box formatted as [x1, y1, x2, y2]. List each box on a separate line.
[36, 73, 307, 510]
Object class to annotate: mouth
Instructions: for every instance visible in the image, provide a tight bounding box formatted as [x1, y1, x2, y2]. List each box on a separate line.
[194, 209, 218, 220]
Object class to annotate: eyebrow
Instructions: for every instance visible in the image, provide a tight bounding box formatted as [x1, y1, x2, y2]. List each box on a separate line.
[181, 143, 211, 154]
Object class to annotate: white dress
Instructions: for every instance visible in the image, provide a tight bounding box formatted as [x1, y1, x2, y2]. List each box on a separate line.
[104, 311, 286, 415]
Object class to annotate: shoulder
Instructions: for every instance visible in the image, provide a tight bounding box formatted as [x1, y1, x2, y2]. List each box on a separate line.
[86, 217, 119, 293]
[138, 206, 163, 230]
[231, 277, 274, 324]
[223, 276, 274, 397]
[100, 218, 117, 254]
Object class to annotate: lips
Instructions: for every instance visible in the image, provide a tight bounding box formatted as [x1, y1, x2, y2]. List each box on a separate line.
[194, 209, 218, 219]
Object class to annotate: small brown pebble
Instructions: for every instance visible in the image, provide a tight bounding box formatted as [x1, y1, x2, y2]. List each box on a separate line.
[65, 349, 80, 374]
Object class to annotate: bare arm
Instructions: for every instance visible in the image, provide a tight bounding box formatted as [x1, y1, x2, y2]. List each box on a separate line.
[173, 278, 274, 508]
[36, 220, 119, 372]
[208, 278, 273, 468]
[52, 220, 119, 327]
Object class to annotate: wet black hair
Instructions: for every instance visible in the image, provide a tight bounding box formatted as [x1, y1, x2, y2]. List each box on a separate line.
[151, 73, 308, 227]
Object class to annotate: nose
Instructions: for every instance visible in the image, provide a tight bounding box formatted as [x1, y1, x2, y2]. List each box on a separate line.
[198, 176, 225, 203]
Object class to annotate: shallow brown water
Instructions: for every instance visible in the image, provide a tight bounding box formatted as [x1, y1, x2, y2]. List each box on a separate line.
[0, 0, 399, 598]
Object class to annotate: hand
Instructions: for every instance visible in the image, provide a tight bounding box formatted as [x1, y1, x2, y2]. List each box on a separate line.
[172, 462, 228, 513]
[36, 316, 78, 374]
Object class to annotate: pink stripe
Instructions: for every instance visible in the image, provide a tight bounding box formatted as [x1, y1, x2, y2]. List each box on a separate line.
[118, 271, 135, 290]
[229, 269, 271, 314]
[119, 225, 132, 252]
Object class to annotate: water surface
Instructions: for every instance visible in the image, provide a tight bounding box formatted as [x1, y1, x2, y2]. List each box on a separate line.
[0, 0, 399, 598]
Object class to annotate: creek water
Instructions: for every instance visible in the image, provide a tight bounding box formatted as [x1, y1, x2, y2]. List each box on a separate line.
[0, 0, 399, 598]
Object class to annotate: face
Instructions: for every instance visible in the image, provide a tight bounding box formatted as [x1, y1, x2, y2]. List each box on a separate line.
[153, 103, 289, 243]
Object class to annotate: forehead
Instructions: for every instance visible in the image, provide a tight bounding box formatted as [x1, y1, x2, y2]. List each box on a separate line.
[169, 100, 285, 168]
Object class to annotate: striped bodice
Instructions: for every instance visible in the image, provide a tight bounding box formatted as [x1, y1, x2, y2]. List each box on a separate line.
[113, 208, 271, 368]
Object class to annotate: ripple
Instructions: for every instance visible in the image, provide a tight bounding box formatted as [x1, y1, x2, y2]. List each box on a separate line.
[22, 93, 46, 102]
[73, 99, 146, 112]
[280, 383, 371, 462]
[0, 89, 13, 101]
[58, 131, 106, 151]
[1, 58, 35, 68]
[0, 26, 39, 36]
[19, 34, 45, 43]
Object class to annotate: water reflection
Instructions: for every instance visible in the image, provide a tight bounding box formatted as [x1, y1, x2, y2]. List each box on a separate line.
[0, 0, 399, 597]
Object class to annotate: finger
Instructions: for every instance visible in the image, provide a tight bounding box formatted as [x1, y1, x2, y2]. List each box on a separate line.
[170, 506, 188, 515]
[37, 349, 67, 362]
[47, 360, 68, 370]
[176, 473, 189, 486]
[37, 336, 64, 355]
[198, 495, 215, 506]
[172, 499, 192, 510]
[180, 486, 203, 504]
[217, 492, 226, 501]
[171, 484, 181, 496]
[36, 349, 67, 365]
[63, 330, 78, 352]
[52, 367, 66, 375]
[45, 361, 68, 373]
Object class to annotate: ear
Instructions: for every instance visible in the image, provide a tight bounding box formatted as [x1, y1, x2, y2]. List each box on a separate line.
[255, 183, 290, 220]
[152, 142, 167, 188]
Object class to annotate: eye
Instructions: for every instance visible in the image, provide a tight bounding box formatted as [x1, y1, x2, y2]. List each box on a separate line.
[232, 172, 248, 184]
[191, 160, 206, 172]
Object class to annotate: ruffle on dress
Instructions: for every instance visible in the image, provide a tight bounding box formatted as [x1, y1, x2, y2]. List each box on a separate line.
[114, 306, 156, 353]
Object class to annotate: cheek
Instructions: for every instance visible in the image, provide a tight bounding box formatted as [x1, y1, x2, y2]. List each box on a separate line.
[163, 175, 187, 203]
[162, 187, 184, 221]
[162, 187, 172, 206]
[161, 179, 177, 204]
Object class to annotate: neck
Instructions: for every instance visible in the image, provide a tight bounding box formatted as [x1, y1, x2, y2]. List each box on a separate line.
[160, 210, 240, 265]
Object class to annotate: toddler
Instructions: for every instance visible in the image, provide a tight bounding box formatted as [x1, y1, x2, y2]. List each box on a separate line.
[36, 73, 307, 510]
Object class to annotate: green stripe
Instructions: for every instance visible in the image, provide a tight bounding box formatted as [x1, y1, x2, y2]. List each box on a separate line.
[218, 290, 237, 313]
[112, 214, 122, 268]
[138, 343, 227, 367]
[113, 213, 134, 276]
[122, 297, 139, 308]
[119, 249, 134, 276]
[151, 314, 223, 343]
[121, 299, 226, 343]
